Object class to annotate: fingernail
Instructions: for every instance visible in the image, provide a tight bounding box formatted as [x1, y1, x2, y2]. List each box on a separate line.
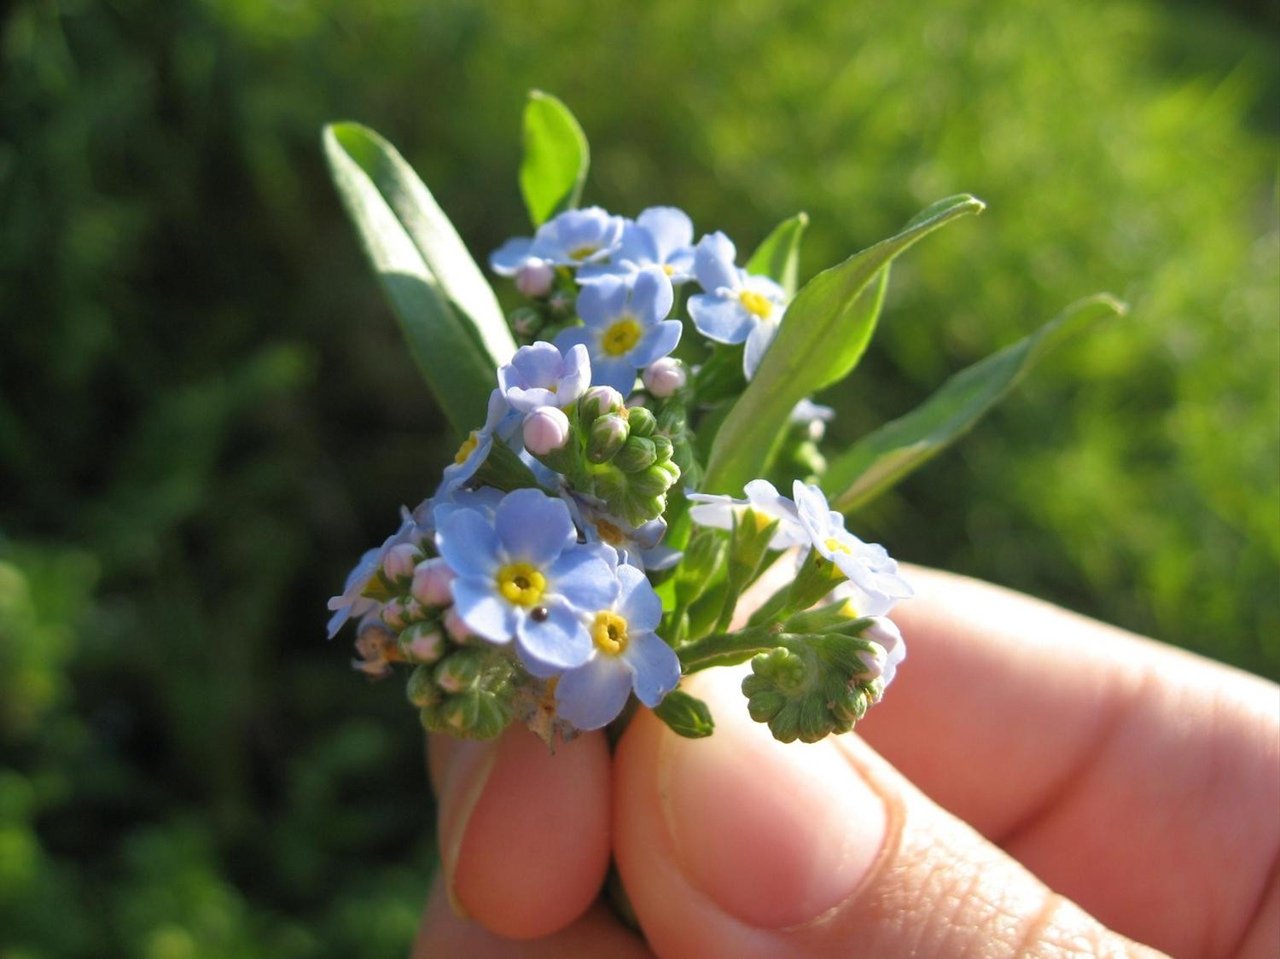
[658, 682, 887, 929]
[436, 739, 498, 918]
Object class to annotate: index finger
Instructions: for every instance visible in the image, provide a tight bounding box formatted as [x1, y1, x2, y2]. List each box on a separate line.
[858, 565, 1279, 954]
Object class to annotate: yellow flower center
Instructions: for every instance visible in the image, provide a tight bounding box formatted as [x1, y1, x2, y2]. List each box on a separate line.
[454, 431, 480, 465]
[739, 290, 773, 319]
[592, 610, 629, 655]
[823, 536, 851, 556]
[823, 537, 852, 579]
[496, 562, 547, 607]
[742, 507, 774, 534]
[661, 263, 675, 276]
[568, 244, 599, 261]
[601, 316, 642, 356]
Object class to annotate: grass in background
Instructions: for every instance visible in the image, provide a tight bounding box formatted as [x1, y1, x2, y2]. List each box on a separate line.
[1, 0, 1275, 954]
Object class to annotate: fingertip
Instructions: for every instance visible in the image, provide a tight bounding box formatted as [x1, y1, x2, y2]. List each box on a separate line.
[446, 727, 612, 939]
[614, 672, 888, 956]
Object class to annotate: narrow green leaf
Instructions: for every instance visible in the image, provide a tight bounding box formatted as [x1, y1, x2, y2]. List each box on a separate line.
[826, 294, 1127, 512]
[324, 123, 515, 436]
[745, 212, 809, 297]
[520, 90, 589, 227]
[703, 195, 985, 494]
[326, 124, 513, 370]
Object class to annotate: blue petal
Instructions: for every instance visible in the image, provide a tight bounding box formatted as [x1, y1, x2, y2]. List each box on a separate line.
[515, 598, 592, 671]
[553, 325, 594, 357]
[629, 319, 682, 368]
[688, 294, 754, 344]
[495, 489, 575, 564]
[490, 237, 534, 275]
[589, 355, 638, 395]
[548, 548, 619, 613]
[436, 509, 500, 578]
[636, 207, 693, 257]
[629, 267, 674, 323]
[555, 654, 633, 730]
[577, 276, 629, 328]
[615, 564, 663, 632]
[625, 630, 681, 708]
[451, 577, 517, 644]
[743, 316, 779, 380]
[504, 342, 565, 389]
[693, 231, 739, 292]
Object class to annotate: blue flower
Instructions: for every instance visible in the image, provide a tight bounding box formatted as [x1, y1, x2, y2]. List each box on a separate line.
[555, 267, 681, 395]
[490, 207, 626, 275]
[564, 491, 681, 572]
[687, 232, 788, 379]
[687, 478, 809, 551]
[578, 207, 696, 285]
[497, 342, 592, 413]
[326, 506, 433, 638]
[435, 389, 513, 497]
[554, 559, 680, 730]
[791, 481, 913, 616]
[436, 488, 617, 673]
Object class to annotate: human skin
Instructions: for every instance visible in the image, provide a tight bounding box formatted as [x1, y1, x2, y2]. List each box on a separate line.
[414, 566, 1280, 958]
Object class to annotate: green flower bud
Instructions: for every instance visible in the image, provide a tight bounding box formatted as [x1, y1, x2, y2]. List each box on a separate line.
[433, 646, 487, 693]
[655, 402, 687, 435]
[629, 462, 678, 498]
[740, 634, 879, 744]
[419, 647, 517, 740]
[625, 405, 657, 438]
[613, 436, 657, 473]
[588, 413, 630, 463]
[406, 663, 441, 708]
[650, 434, 674, 461]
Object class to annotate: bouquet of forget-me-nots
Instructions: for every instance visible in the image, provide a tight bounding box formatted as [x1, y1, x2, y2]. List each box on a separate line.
[323, 91, 1121, 746]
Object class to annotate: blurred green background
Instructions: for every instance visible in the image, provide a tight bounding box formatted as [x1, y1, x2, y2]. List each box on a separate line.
[2, 0, 1276, 954]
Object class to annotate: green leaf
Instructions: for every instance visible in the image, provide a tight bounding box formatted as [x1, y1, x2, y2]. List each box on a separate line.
[703, 195, 985, 494]
[826, 293, 1126, 512]
[520, 90, 589, 227]
[745, 212, 809, 297]
[324, 123, 515, 436]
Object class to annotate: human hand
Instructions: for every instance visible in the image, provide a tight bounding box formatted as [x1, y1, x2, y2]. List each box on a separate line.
[414, 566, 1279, 957]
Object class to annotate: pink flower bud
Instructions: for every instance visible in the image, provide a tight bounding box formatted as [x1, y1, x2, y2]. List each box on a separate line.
[402, 622, 445, 663]
[443, 606, 473, 642]
[522, 406, 571, 455]
[411, 557, 455, 607]
[642, 357, 687, 397]
[380, 598, 408, 630]
[580, 385, 625, 421]
[381, 543, 420, 582]
[515, 259, 555, 298]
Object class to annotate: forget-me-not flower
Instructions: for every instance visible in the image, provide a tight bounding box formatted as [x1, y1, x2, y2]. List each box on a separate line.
[791, 481, 913, 616]
[554, 556, 680, 730]
[687, 478, 809, 551]
[435, 389, 512, 497]
[555, 267, 681, 395]
[436, 488, 617, 674]
[687, 232, 789, 380]
[497, 342, 592, 413]
[327, 506, 433, 638]
[490, 207, 626, 275]
[578, 207, 696, 286]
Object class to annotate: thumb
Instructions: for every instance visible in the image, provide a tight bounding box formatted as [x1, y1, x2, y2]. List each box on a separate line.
[614, 673, 1166, 959]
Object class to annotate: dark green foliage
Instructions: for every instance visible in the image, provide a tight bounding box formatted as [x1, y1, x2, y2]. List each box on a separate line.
[1, 0, 1275, 954]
